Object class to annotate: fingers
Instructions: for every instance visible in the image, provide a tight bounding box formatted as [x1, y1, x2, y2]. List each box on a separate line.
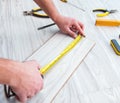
[78, 21, 85, 37]
[17, 95, 33, 103]
[13, 60, 43, 103]
[78, 21, 84, 30]
[16, 94, 27, 103]
[73, 22, 85, 37]
[66, 21, 85, 38]
[55, 15, 85, 38]
[67, 27, 77, 38]
[16, 90, 38, 103]
[67, 24, 85, 38]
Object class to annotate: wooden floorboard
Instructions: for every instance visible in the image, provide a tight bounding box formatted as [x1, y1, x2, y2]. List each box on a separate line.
[1, 0, 120, 103]
[27, 32, 95, 103]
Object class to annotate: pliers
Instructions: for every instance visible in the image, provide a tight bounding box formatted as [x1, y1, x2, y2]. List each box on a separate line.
[23, 7, 49, 18]
[93, 8, 117, 17]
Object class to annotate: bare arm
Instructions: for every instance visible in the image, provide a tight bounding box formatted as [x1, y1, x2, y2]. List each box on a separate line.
[34, 0, 85, 38]
[0, 59, 16, 85]
[34, 0, 60, 22]
[0, 58, 43, 103]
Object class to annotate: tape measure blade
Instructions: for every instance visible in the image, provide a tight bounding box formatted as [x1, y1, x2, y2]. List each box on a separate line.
[40, 35, 82, 75]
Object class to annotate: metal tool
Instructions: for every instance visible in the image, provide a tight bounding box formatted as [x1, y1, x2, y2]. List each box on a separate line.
[4, 35, 83, 98]
[38, 23, 56, 30]
[110, 39, 120, 55]
[61, 0, 67, 2]
[23, 7, 49, 18]
[60, 0, 85, 12]
[93, 8, 117, 17]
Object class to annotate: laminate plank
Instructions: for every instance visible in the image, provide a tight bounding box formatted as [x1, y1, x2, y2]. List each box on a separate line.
[53, 45, 120, 103]
[1, 0, 120, 103]
[53, 83, 120, 103]
[52, 0, 120, 102]
[0, 32, 95, 103]
[0, 0, 59, 102]
[24, 32, 95, 103]
[0, 0, 58, 61]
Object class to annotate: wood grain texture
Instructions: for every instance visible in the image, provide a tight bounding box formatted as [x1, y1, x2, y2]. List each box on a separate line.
[53, 0, 120, 102]
[1, 0, 120, 103]
[26, 32, 95, 103]
[0, 32, 95, 103]
[0, 0, 58, 61]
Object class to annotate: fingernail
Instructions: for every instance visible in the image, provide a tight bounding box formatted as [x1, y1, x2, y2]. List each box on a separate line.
[81, 33, 86, 37]
[83, 34, 86, 37]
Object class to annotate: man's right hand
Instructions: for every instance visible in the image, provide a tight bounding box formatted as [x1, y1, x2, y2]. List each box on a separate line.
[9, 60, 43, 103]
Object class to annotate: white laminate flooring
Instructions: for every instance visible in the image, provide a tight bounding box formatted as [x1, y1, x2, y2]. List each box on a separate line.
[1, 0, 120, 103]
[26, 32, 95, 103]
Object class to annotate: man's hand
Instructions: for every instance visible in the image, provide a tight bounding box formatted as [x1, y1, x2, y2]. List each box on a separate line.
[33, 0, 85, 38]
[55, 15, 85, 38]
[10, 60, 43, 103]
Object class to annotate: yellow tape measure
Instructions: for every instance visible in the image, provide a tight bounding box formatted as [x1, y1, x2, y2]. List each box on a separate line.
[40, 35, 82, 75]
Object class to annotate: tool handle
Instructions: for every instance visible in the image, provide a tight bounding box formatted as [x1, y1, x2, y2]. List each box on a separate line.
[95, 19, 120, 26]
[32, 8, 42, 12]
[93, 8, 107, 12]
[38, 23, 56, 30]
[60, 0, 67, 2]
[110, 39, 120, 55]
[96, 12, 109, 17]
[32, 12, 49, 18]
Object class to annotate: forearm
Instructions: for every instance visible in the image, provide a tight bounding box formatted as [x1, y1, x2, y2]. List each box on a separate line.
[0, 58, 17, 86]
[33, 0, 85, 37]
[0, 58, 43, 102]
[34, 0, 60, 22]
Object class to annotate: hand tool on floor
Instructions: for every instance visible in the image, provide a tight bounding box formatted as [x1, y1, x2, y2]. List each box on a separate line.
[60, 0, 85, 12]
[4, 34, 83, 98]
[110, 39, 120, 56]
[61, 0, 67, 2]
[95, 19, 120, 26]
[38, 23, 56, 30]
[93, 8, 117, 17]
[23, 7, 49, 18]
